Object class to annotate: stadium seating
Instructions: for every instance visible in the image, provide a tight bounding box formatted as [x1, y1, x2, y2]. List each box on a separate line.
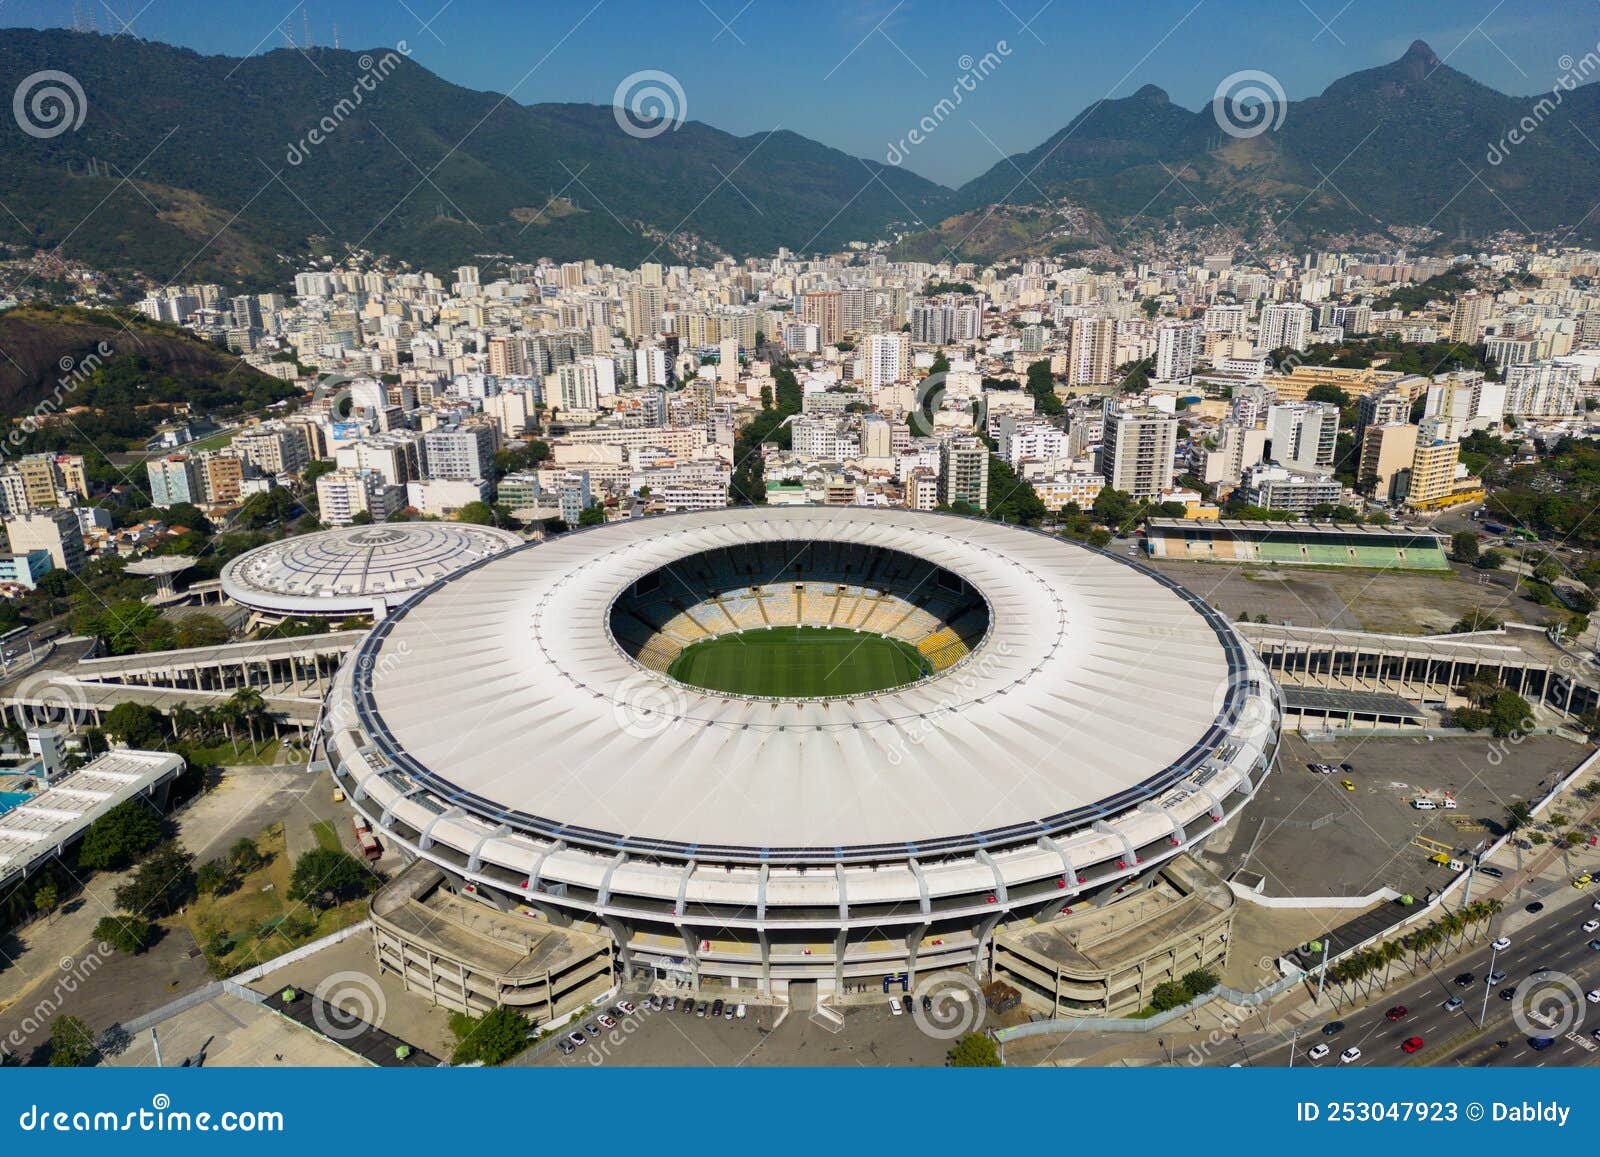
[608, 542, 991, 679]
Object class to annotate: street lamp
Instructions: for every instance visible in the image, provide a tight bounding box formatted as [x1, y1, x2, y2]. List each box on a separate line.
[1480, 942, 1501, 1027]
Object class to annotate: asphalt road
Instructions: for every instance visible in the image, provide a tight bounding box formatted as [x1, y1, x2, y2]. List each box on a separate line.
[1239, 899, 1600, 1069]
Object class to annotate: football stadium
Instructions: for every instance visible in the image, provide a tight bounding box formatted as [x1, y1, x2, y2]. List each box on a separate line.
[321, 508, 1280, 1016]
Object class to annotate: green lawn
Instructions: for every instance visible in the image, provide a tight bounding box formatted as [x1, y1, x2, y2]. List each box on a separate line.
[667, 626, 929, 698]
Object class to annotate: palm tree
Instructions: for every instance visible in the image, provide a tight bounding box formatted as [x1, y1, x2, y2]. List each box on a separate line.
[228, 687, 268, 749]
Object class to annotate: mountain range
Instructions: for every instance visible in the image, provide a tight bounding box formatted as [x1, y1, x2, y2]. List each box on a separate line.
[2, 30, 1599, 283]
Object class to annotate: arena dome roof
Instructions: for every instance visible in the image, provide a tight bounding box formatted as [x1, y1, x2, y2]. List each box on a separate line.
[336, 508, 1269, 857]
[220, 523, 523, 616]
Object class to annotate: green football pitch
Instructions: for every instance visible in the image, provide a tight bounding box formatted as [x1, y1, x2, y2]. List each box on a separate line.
[667, 626, 930, 697]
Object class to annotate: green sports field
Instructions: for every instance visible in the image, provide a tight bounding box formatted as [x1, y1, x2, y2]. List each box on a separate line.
[667, 626, 930, 697]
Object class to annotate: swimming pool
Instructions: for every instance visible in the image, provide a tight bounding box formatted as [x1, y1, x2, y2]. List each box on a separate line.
[0, 790, 33, 816]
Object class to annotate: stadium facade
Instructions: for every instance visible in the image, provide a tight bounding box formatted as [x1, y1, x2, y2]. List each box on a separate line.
[320, 508, 1280, 1010]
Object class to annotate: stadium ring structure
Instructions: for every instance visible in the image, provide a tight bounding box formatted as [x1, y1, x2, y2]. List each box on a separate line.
[322, 507, 1280, 995]
[220, 523, 523, 618]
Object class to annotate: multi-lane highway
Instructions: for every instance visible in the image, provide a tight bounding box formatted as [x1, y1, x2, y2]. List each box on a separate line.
[1237, 898, 1600, 1069]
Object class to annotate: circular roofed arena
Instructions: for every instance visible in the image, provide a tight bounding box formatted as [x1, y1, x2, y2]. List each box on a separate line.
[322, 507, 1279, 993]
[221, 522, 522, 617]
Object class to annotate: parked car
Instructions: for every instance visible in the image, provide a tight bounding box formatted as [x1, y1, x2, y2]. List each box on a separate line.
[617, 1000, 636, 1015]
[1587, 989, 1600, 1005]
[735, 1003, 747, 1019]
[1584, 920, 1600, 934]
[888, 997, 904, 1016]
[1480, 866, 1504, 879]
[695, 1001, 708, 1017]
[1307, 1043, 1330, 1061]
[1526, 901, 1545, 914]
[1587, 938, 1600, 951]
[710, 999, 724, 1018]
[1321, 1020, 1345, 1036]
[558, 1040, 575, 1056]
[1401, 1036, 1425, 1054]
[584, 1021, 600, 1035]
[567, 1031, 586, 1047]
[1340, 778, 1356, 791]
[1499, 987, 1517, 1001]
[597, 1013, 616, 1029]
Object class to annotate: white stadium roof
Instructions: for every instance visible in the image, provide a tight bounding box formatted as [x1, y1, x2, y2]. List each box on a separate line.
[343, 508, 1255, 857]
[221, 523, 522, 616]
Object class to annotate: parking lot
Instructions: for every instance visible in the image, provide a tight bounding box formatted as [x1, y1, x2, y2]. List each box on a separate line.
[1203, 732, 1589, 901]
[527, 993, 955, 1067]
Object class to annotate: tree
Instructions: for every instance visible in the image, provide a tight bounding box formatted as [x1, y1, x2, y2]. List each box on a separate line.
[196, 859, 231, 895]
[228, 837, 265, 874]
[33, 879, 59, 921]
[1149, 980, 1190, 1011]
[77, 801, 164, 870]
[49, 1016, 96, 1067]
[1474, 549, 1507, 571]
[449, 1005, 531, 1066]
[1486, 690, 1533, 738]
[578, 505, 606, 527]
[172, 613, 230, 649]
[112, 844, 196, 918]
[102, 701, 169, 748]
[946, 1032, 1002, 1067]
[288, 847, 375, 908]
[94, 914, 156, 954]
[1181, 968, 1219, 996]
[1451, 531, 1480, 562]
[1451, 610, 1502, 633]
[1504, 800, 1534, 833]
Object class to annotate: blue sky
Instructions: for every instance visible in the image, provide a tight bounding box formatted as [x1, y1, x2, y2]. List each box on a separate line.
[4, 0, 1594, 185]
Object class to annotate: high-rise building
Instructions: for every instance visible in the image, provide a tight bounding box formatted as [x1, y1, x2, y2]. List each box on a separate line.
[146, 454, 202, 507]
[1066, 317, 1117, 387]
[801, 292, 842, 345]
[1153, 321, 1198, 382]
[423, 424, 496, 481]
[939, 437, 989, 510]
[1100, 407, 1177, 499]
[1259, 303, 1311, 352]
[1450, 292, 1493, 343]
[1405, 439, 1462, 510]
[1357, 422, 1418, 503]
[1265, 402, 1338, 472]
[4, 509, 85, 573]
[865, 332, 911, 389]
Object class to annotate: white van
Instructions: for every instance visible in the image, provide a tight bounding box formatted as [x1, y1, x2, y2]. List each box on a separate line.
[1441, 797, 1458, 809]
[1411, 798, 1437, 811]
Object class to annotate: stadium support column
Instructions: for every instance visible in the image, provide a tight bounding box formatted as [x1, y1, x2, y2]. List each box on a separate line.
[756, 864, 772, 997]
[598, 853, 635, 980]
[678, 926, 702, 992]
[834, 862, 849, 992]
